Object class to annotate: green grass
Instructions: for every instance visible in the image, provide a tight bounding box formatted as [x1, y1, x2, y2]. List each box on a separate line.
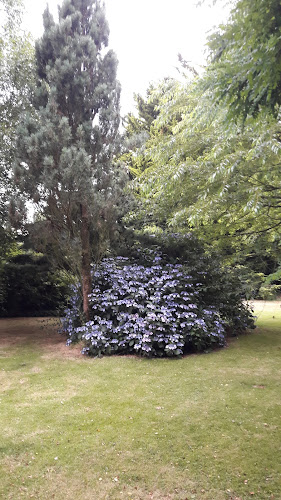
[0, 303, 280, 500]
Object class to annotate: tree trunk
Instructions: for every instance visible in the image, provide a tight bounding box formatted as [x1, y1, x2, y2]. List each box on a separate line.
[81, 203, 91, 321]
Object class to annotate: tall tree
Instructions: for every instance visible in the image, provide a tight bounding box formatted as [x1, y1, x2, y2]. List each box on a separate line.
[121, 78, 178, 180]
[124, 83, 161, 137]
[131, 78, 281, 257]
[121, 83, 162, 179]
[0, 0, 34, 236]
[127, 0, 281, 258]
[14, 0, 123, 319]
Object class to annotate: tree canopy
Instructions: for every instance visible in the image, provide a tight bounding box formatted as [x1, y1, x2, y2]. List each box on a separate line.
[122, 0, 281, 268]
[203, 0, 281, 121]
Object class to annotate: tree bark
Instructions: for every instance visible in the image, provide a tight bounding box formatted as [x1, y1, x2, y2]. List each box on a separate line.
[81, 203, 91, 321]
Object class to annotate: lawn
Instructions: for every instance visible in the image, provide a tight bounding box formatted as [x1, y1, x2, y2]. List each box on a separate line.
[0, 302, 280, 500]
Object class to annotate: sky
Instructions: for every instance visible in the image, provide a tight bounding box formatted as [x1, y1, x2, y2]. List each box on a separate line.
[22, 0, 231, 116]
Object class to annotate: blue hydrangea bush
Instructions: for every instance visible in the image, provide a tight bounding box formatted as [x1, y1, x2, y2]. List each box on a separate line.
[62, 244, 255, 357]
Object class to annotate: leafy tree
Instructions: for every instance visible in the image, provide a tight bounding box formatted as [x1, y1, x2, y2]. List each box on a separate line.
[126, 1, 281, 266]
[14, 0, 125, 319]
[122, 1, 281, 292]
[131, 76, 281, 262]
[0, 0, 34, 185]
[203, 0, 281, 121]
[0, 0, 35, 249]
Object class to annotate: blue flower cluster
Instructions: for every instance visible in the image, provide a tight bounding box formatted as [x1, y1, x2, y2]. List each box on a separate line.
[62, 256, 229, 357]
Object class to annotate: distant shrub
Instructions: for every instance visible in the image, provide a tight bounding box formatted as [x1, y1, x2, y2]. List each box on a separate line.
[0, 253, 69, 317]
[257, 284, 281, 300]
[256, 267, 281, 300]
[63, 234, 255, 357]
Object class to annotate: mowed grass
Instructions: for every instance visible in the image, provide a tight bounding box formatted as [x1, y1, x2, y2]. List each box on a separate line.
[0, 303, 280, 500]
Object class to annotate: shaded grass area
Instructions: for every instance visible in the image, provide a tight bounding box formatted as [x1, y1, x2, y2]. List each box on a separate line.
[0, 303, 280, 499]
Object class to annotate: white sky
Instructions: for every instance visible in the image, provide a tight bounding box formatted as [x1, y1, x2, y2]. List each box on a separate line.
[22, 0, 230, 116]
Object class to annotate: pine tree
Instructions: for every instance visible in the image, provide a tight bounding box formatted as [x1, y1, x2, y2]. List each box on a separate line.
[14, 0, 123, 319]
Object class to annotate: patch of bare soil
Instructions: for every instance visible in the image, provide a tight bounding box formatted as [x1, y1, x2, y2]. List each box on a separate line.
[0, 317, 83, 359]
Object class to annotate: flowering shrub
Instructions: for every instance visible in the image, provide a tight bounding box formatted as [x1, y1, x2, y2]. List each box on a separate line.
[62, 248, 255, 357]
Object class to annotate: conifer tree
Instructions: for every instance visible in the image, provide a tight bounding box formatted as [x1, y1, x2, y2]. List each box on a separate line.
[15, 0, 123, 319]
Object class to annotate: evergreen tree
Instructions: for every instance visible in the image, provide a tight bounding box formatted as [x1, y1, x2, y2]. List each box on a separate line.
[14, 0, 123, 319]
[121, 79, 176, 179]
[124, 83, 161, 137]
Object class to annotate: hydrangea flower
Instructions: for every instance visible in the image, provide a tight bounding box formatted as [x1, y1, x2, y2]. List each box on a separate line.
[62, 247, 255, 357]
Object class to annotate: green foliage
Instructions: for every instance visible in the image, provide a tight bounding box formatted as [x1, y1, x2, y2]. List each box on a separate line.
[123, 0, 281, 275]
[256, 265, 281, 299]
[204, 0, 281, 121]
[258, 283, 281, 300]
[129, 74, 281, 265]
[121, 79, 177, 177]
[0, 253, 69, 317]
[124, 83, 161, 137]
[0, 0, 35, 227]
[14, 0, 127, 315]
[0, 227, 19, 263]
[16, 0, 122, 215]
